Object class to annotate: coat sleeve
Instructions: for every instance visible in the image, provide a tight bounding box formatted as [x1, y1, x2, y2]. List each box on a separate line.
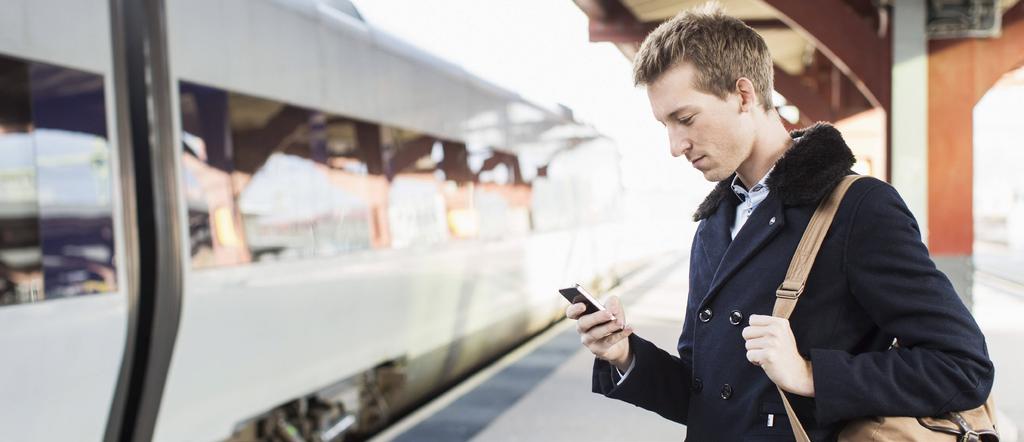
[592, 333, 692, 424]
[809, 181, 995, 425]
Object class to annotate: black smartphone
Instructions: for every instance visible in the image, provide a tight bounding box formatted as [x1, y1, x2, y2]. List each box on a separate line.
[558, 283, 606, 316]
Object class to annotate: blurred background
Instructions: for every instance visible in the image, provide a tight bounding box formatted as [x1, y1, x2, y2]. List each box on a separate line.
[0, 0, 1021, 441]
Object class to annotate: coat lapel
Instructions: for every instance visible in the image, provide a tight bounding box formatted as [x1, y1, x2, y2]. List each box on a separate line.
[697, 198, 733, 279]
[700, 193, 786, 307]
[689, 123, 858, 308]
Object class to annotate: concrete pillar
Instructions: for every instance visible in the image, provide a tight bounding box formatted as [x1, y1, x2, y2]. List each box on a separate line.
[890, 0, 929, 240]
[892, 1, 975, 305]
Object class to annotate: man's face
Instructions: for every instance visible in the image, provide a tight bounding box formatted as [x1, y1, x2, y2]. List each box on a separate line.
[647, 62, 756, 182]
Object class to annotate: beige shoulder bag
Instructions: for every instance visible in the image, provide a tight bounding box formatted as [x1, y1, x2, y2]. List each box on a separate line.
[772, 175, 999, 442]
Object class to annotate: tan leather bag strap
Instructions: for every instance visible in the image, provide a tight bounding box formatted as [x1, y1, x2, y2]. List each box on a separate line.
[772, 175, 864, 442]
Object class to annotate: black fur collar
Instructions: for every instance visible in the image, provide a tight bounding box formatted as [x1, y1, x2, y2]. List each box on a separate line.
[693, 123, 856, 221]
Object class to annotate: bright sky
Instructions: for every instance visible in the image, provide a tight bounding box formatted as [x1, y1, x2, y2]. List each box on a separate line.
[352, 0, 1023, 230]
[353, 0, 709, 197]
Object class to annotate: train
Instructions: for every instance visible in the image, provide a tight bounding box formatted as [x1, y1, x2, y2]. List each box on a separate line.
[0, 0, 687, 441]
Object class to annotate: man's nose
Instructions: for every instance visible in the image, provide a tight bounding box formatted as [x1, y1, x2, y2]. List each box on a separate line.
[669, 133, 690, 158]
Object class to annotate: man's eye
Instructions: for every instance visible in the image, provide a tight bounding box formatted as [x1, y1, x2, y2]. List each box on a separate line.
[678, 116, 694, 125]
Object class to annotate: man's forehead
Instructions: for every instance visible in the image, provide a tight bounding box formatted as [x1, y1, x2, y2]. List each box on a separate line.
[648, 64, 704, 118]
[648, 86, 702, 121]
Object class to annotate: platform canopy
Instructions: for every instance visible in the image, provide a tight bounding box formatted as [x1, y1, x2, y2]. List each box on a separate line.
[574, 0, 1020, 127]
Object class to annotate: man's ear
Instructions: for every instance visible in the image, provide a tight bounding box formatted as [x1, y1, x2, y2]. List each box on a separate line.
[735, 77, 758, 112]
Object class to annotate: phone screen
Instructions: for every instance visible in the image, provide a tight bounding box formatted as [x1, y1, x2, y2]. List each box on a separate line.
[558, 284, 606, 316]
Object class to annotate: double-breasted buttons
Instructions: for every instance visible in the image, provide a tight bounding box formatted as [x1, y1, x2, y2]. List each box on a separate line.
[699, 308, 713, 322]
[720, 384, 733, 400]
[691, 377, 703, 394]
[729, 310, 744, 326]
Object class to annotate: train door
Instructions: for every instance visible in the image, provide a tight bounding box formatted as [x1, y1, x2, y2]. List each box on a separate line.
[1, 0, 188, 441]
[0, 0, 131, 440]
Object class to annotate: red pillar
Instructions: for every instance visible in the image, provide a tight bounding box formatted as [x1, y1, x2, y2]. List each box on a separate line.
[927, 4, 1024, 255]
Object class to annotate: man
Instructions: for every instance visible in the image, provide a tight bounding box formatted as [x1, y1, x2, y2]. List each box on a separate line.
[566, 3, 994, 441]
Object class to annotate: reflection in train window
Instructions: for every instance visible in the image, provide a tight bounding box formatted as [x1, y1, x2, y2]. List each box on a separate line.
[475, 151, 531, 239]
[382, 127, 448, 248]
[437, 142, 479, 240]
[229, 94, 325, 262]
[0, 57, 40, 304]
[179, 83, 251, 267]
[0, 54, 118, 305]
[180, 82, 401, 266]
[178, 81, 551, 267]
[320, 116, 389, 251]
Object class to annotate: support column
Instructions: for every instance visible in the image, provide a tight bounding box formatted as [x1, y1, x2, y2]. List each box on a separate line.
[894, 1, 977, 305]
[928, 38, 976, 306]
[890, 0, 929, 238]
[926, 2, 1024, 307]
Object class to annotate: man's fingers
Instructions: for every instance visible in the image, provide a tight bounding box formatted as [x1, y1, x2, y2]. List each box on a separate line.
[577, 309, 616, 331]
[584, 321, 624, 344]
[747, 349, 767, 366]
[586, 319, 625, 342]
[565, 303, 586, 320]
[569, 293, 632, 361]
[741, 325, 772, 340]
[594, 325, 634, 350]
[744, 337, 772, 350]
[747, 314, 780, 326]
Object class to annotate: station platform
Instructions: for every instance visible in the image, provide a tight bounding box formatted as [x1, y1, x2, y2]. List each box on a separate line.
[370, 250, 1024, 442]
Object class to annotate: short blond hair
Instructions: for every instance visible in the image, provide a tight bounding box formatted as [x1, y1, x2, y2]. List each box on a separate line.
[633, 2, 774, 111]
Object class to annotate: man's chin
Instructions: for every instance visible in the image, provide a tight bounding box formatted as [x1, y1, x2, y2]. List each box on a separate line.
[701, 169, 733, 182]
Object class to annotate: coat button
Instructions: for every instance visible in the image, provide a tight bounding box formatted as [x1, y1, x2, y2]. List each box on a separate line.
[692, 377, 703, 393]
[729, 310, 744, 326]
[720, 384, 733, 400]
[769, 216, 776, 225]
[699, 308, 713, 322]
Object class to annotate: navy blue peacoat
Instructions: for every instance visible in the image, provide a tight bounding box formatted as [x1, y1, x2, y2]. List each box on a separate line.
[593, 123, 994, 441]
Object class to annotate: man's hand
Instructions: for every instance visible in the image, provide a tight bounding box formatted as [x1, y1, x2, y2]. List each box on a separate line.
[566, 295, 633, 372]
[742, 314, 815, 397]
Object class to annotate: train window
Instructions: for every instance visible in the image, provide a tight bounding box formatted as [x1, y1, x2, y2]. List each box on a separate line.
[179, 82, 251, 268]
[475, 151, 531, 239]
[436, 142, 479, 240]
[228, 94, 328, 262]
[182, 82, 440, 266]
[318, 116, 388, 251]
[0, 54, 118, 305]
[0, 56, 39, 304]
[382, 127, 448, 248]
[528, 143, 620, 233]
[178, 82, 503, 262]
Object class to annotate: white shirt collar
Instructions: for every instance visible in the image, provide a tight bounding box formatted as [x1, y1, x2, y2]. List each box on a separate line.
[730, 167, 773, 202]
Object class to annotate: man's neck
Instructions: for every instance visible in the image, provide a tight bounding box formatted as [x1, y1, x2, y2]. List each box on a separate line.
[735, 117, 792, 189]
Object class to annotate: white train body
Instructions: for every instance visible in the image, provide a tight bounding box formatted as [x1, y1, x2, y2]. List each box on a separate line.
[0, 1, 688, 441]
